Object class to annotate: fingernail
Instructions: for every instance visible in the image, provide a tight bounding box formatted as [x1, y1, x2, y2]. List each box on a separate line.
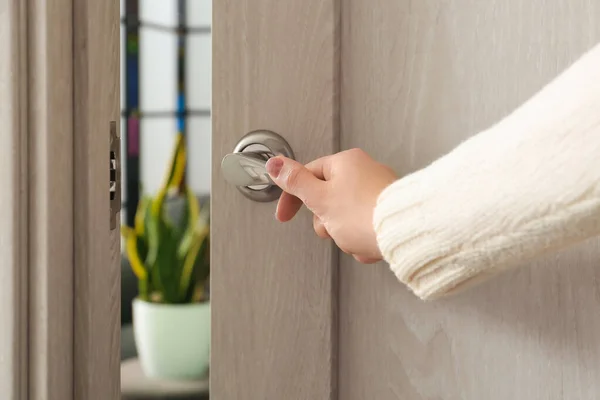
[266, 157, 283, 178]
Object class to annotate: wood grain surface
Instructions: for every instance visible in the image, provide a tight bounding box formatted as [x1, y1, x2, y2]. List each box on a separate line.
[211, 0, 340, 398]
[73, 0, 121, 398]
[27, 0, 74, 398]
[0, 1, 29, 398]
[339, 1, 600, 399]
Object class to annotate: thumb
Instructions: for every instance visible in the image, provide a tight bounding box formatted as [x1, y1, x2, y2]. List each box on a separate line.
[266, 156, 324, 204]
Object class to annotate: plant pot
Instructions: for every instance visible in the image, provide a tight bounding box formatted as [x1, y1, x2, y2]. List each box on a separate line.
[133, 298, 210, 380]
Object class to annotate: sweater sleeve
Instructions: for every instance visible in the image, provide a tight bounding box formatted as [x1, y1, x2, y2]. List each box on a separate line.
[373, 43, 600, 300]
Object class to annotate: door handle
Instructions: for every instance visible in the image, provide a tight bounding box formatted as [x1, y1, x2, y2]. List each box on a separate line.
[221, 151, 273, 187]
[221, 130, 295, 202]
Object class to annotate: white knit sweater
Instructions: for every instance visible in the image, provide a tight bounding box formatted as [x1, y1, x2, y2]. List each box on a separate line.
[373, 43, 600, 300]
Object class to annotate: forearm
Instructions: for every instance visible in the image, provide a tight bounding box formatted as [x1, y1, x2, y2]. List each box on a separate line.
[374, 43, 600, 300]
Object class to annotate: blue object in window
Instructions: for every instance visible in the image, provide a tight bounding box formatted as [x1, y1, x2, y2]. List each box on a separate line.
[177, 93, 185, 133]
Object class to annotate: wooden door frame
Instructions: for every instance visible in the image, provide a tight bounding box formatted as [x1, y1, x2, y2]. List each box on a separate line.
[0, 0, 120, 398]
[1, 0, 75, 398]
[28, 0, 75, 398]
[0, 1, 31, 398]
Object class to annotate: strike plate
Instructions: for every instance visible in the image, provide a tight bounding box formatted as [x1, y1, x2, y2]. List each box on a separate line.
[109, 121, 121, 230]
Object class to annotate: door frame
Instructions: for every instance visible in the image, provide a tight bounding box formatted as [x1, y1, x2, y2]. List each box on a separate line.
[28, 0, 75, 398]
[0, 1, 31, 398]
[0, 0, 75, 398]
[0, 0, 120, 398]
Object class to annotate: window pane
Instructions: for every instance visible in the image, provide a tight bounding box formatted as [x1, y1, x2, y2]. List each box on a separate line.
[140, 118, 178, 195]
[186, 34, 211, 110]
[140, 0, 177, 27]
[187, 116, 211, 195]
[186, 0, 212, 27]
[140, 28, 177, 112]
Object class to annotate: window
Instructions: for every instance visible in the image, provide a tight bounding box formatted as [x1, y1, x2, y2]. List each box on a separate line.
[121, 0, 211, 226]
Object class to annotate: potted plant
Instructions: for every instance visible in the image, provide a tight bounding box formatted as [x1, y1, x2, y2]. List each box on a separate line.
[121, 134, 210, 380]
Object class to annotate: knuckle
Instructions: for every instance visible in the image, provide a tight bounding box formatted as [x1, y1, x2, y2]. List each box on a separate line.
[347, 148, 366, 157]
[339, 148, 368, 164]
[314, 225, 329, 239]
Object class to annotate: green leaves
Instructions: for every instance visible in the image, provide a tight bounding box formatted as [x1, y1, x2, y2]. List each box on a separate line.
[120, 133, 210, 304]
[162, 133, 187, 193]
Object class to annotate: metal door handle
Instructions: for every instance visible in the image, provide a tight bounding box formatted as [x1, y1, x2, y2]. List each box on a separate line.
[221, 151, 273, 187]
[221, 130, 294, 202]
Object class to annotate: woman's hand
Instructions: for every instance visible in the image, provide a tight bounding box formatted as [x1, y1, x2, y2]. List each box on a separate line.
[266, 148, 397, 263]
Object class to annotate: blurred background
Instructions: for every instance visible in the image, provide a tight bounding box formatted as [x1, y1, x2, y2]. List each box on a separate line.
[120, 1, 212, 398]
[120, 0, 211, 221]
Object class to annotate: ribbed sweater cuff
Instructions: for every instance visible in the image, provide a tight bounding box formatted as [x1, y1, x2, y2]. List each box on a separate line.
[372, 171, 474, 301]
[373, 157, 600, 301]
[373, 43, 600, 300]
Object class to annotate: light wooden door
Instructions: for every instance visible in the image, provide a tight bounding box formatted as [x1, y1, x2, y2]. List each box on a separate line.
[211, 1, 338, 398]
[0, 0, 120, 398]
[213, 1, 600, 399]
[338, 2, 600, 399]
[73, 0, 121, 398]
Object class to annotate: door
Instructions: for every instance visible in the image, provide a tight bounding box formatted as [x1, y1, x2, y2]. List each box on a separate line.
[338, 2, 600, 399]
[212, 1, 600, 399]
[73, 0, 121, 398]
[0, 0, 120, 398]
[211, 1, 339, 398]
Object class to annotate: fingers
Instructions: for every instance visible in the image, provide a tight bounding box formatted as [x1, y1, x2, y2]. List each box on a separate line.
[275, 192, 303, 222]
[313, 215, 378, 264]
[312, 215, 376, 263]
[267, 156, 326, 213]
[353, 255, 380, 264]
[313, 214, 330, 239]
[275, 156, 332, 222]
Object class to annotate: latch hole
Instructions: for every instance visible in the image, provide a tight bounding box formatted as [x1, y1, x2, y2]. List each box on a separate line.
[110, 150, 117, 201]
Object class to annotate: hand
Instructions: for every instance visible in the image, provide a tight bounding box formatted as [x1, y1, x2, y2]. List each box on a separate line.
[265, 148, 397, 264]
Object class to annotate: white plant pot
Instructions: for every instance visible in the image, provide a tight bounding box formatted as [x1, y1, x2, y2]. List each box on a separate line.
[133, 298, 210, 380]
